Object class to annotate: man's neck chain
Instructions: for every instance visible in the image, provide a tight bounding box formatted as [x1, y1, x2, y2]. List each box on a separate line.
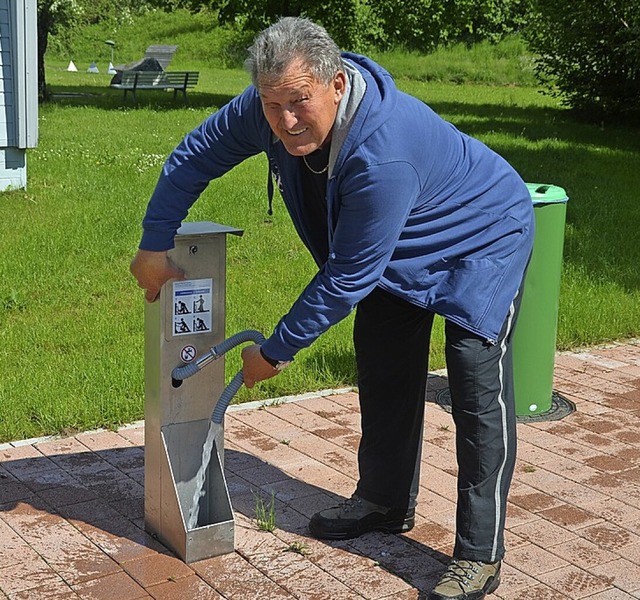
[302, 154, 329, 175]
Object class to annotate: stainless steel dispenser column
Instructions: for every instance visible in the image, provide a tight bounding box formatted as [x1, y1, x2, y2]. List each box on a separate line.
[144, 221, 242, 563]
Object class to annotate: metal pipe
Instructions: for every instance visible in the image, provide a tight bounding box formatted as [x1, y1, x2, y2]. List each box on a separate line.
[171, 329, 265, 381]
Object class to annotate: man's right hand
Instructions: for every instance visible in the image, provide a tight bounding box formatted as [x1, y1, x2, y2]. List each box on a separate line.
[130, 249, 185, 302]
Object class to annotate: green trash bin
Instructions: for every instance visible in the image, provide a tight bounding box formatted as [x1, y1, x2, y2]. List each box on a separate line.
[512, 183, 569, 417]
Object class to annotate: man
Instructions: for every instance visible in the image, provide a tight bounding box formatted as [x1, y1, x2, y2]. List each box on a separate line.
[131, 17, 534, 600]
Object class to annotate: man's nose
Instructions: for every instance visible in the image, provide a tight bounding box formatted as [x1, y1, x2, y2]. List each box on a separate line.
[281, 107, 298, 129]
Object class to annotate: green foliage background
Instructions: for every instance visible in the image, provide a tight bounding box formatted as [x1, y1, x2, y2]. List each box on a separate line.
[7, 6, 639, 444]
[523, 0, 640, 120]
[41, 0, 640, 118]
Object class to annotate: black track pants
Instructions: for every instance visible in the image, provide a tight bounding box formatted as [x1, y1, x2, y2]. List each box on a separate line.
[353, 286, 521, 562]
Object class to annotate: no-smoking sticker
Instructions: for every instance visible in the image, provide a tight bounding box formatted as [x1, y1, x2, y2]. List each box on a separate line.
[180, 345, 197, 362]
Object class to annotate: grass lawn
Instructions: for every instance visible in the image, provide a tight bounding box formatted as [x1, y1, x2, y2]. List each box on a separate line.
[0, 17, 638, 442]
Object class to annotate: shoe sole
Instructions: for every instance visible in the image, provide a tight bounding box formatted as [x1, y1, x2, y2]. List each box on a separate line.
[485, 574, 500, 596]
[309, 516, 415, 540]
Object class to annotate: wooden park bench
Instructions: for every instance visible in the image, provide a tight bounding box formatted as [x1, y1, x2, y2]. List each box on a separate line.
[110, 71, 199, 104]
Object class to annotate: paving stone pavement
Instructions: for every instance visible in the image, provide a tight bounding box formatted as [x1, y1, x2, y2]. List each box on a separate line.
[1, 340, 640, 599]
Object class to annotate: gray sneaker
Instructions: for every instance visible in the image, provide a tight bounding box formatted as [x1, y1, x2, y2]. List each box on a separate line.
[308, 494, 415, 540]
[429, 559, 501, 599]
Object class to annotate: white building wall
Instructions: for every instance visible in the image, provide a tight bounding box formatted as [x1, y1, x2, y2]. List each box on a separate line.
[0, 3, 14, 147]
[0, 0, 37, 191]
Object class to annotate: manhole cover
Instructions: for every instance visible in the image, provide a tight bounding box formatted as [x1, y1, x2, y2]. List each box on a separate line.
[434, 389, 576, 423]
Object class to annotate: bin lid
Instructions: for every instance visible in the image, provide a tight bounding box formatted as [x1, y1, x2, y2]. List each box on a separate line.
[526, 183, 568, 205]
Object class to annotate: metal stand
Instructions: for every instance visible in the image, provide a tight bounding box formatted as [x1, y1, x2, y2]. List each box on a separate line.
[143, 222, 242, 563]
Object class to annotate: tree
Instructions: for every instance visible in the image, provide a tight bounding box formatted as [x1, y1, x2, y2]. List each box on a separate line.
[523, 0, 640, 120]
[190, 0, 528, 53]
[37, 0, 83, 101]
[368, 0, 530, 51]
[183, 0, 382, 52]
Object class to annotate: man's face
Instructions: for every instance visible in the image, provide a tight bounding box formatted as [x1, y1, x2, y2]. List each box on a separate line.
[259, 59, 346, 156]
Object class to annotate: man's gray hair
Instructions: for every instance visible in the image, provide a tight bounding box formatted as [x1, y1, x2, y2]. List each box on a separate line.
[245, 17, 344, 89]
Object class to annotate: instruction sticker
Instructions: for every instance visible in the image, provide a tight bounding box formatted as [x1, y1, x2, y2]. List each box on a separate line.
[172, 279, 213, 336]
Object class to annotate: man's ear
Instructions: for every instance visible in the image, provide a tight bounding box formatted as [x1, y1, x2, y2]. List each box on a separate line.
[333, 71, 347, 103]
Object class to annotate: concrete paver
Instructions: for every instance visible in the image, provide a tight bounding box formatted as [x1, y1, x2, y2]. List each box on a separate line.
[1, 339, 640, 599]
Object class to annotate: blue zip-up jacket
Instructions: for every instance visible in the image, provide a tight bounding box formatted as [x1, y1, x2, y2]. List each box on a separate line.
[140, 53, 534, 361]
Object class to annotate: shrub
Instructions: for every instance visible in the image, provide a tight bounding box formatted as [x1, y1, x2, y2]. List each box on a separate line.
[369, 0, 530, 52]
[523, 0, 640, 120]
[177, 0, 529, 54]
